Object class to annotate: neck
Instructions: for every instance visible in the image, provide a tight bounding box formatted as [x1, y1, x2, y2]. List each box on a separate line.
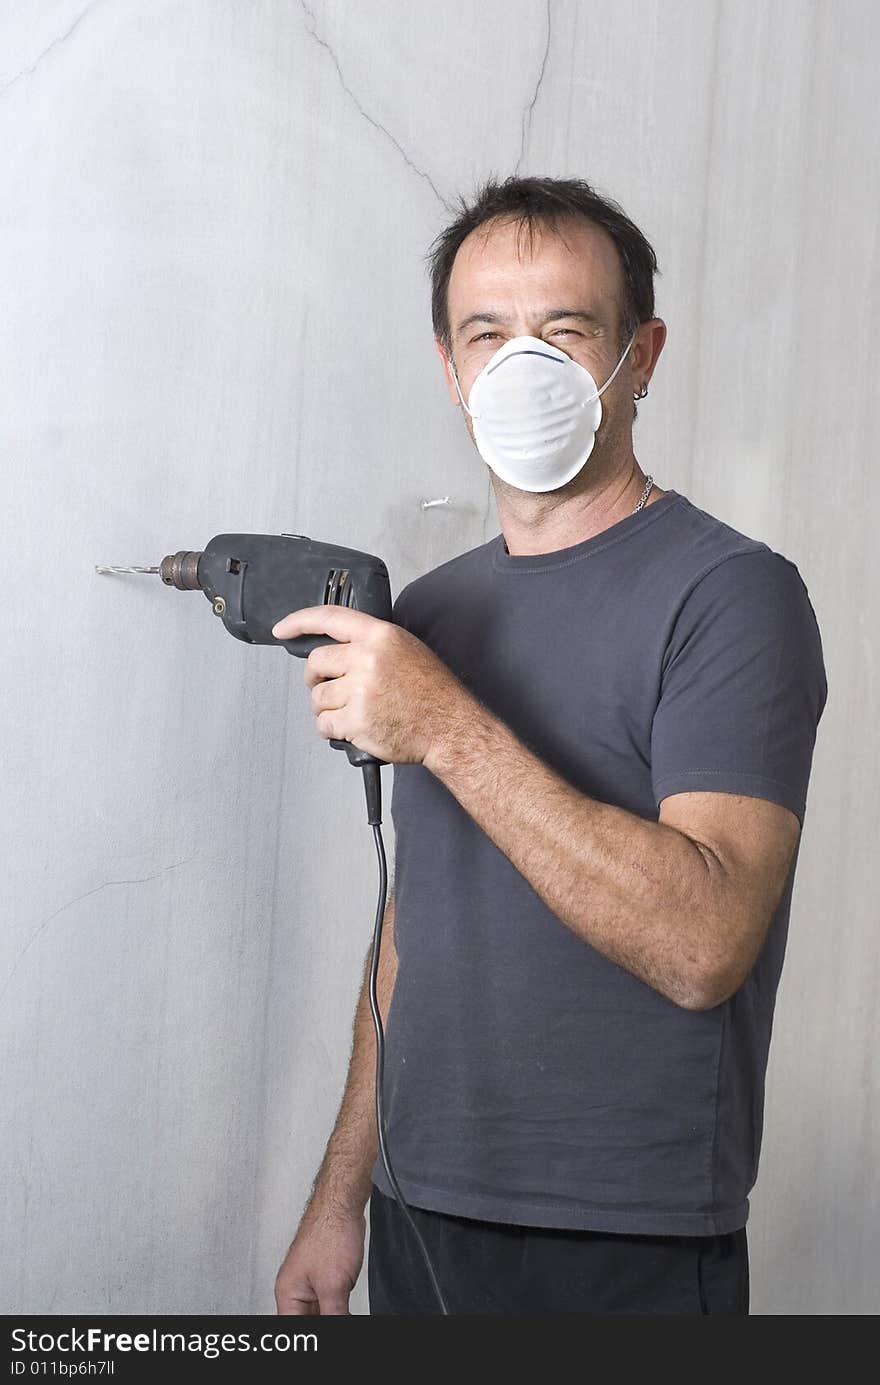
[495, 453, 663, 557]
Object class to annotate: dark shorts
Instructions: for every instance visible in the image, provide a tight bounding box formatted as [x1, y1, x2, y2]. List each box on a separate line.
[368, 1184, 749, 1315]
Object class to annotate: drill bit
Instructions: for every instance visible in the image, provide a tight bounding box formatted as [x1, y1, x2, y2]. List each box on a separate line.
[96, 551, 203, 588]
[94, 564, 160, 575]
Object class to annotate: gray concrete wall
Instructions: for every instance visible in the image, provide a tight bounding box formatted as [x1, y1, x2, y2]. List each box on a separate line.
[1, 0, 876, 1315]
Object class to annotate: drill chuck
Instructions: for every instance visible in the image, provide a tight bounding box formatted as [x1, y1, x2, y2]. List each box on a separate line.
[159, 550, 203, 590]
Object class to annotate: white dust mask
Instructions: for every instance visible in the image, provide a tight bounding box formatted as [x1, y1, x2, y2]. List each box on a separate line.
[448, 332, 635, 492]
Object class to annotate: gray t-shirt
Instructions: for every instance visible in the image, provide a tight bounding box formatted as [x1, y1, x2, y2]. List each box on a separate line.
[371, 488, 828, 1235]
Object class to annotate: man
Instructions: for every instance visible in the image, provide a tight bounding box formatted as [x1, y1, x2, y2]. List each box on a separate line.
[272, 176, 828, 1315]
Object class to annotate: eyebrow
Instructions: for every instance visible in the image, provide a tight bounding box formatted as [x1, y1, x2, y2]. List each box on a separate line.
[454, 308, 602, 338]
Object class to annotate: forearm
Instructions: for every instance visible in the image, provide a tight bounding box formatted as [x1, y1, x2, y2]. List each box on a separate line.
[306, 894, 398, 1219]
[424, 698, 737, 1010]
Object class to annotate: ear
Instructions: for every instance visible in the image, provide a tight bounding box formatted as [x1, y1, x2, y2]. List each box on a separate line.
[631, 318, 668, 393]
[435, 336, 462, 407]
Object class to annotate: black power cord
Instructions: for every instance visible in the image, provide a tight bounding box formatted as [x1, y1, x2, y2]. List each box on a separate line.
[362, 763, 449, 1316]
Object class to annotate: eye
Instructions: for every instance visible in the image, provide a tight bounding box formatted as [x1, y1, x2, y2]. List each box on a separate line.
[549, 329, 582, 339]
[470, 331, 501, 343]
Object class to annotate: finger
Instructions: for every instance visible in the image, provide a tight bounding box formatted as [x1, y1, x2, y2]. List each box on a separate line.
[278, 1290, 320, 1312]
[311, 676, 347, 714]
[315, 709, 342, 740]
[275, 1291, 320, 1316]
[304, 644, 350, 689]
[272, 606, 377, 643]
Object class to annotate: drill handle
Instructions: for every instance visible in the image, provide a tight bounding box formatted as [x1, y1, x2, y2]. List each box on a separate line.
[277, 632, 386, 767]
[329, 739, 386, 768]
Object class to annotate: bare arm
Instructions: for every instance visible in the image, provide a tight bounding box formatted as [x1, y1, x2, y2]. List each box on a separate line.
[424, 701, 801, 1011]
[274, 891, 398, 1314]
[304, 890, 398, 1220]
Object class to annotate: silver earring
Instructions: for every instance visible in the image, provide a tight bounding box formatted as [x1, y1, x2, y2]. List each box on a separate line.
[633, 382, 648, 400]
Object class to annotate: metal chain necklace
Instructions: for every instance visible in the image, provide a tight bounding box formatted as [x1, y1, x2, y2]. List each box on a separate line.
[632, 474, 654, 514]
[500, 474, 656, 555]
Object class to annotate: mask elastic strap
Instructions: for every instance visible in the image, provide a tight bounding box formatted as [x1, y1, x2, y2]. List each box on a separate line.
[447, 358, 475, 417]
[584, 330, 637, 405]
[448, 330, 636, 418]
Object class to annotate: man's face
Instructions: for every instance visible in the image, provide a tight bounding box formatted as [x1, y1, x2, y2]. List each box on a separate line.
[438, 214, 636, 459]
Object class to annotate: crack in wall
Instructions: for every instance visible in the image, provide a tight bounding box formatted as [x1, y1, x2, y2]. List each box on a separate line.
[0, 853, 198, 1004]
[515, 0, 552, 174]
[0, 0, 104, 97]
[298, 0, 452, 210]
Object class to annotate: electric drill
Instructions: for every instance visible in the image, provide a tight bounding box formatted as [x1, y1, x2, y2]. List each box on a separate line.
[157, 532, 393, 824]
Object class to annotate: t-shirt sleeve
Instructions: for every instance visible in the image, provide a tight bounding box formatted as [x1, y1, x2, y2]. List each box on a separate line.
[650, 549, 828, 826]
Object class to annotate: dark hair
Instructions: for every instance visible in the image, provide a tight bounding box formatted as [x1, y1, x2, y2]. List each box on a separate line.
[427, 175, 659, 355]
